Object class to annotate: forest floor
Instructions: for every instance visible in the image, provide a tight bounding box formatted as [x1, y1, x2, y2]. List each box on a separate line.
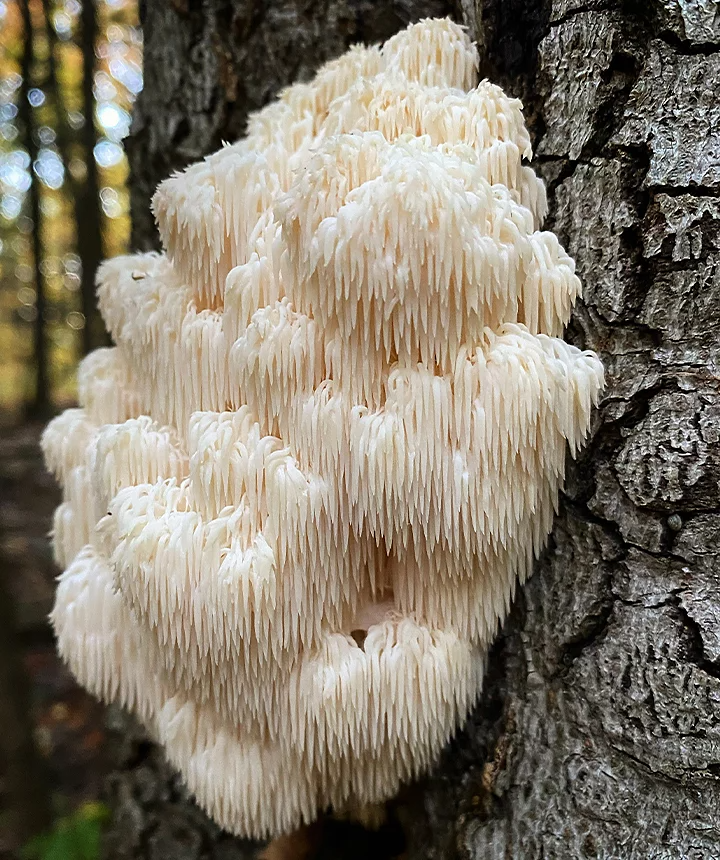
[0, 421, 108, 858]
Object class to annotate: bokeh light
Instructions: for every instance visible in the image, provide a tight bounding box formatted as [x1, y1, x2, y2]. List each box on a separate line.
[0, 0, 141, 414]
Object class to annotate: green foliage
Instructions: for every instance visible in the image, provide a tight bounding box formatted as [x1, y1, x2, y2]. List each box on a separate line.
[21, 801, 110, 860]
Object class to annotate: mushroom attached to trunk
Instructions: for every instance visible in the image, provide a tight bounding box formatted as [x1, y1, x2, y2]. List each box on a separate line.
[42, 17, 603, 839]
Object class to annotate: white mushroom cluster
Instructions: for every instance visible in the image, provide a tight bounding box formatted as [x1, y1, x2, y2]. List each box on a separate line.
[42, 18, 603, 839]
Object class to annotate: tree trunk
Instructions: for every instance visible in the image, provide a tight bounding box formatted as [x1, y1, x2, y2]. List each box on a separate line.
[109, 1, 720, 857]
[0, 532, 53, 848]
[77, 0, 108, 354]
[41, 0, 108, 355]
[19, 0, 49, 418]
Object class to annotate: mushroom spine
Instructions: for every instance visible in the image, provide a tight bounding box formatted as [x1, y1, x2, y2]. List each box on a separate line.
[42, 18, 604, 839]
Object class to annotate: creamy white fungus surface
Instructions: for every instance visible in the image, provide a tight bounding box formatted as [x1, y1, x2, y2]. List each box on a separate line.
[42, 18, 604, 839]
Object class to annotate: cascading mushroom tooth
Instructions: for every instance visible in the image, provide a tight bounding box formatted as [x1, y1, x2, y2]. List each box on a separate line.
[44, 17, 603, 841]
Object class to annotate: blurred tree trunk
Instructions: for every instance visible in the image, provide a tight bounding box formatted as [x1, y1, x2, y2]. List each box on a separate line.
[19, 0, 49, 418]
[42, 0, 108, 355]
[107, 1, 720, 858]
[0, 553, 53, 849]
[76, 0, 107, 353]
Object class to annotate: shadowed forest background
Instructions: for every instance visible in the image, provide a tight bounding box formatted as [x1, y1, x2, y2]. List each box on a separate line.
[1, 1, 140, 854]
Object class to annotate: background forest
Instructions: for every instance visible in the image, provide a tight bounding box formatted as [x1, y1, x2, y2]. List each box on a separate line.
[1, 0, 139, 417]
[1, 1, 140, 855]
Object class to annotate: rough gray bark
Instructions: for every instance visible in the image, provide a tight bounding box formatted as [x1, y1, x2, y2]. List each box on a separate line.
[109, 1, 720, 858]
[127, 0, 462, 249]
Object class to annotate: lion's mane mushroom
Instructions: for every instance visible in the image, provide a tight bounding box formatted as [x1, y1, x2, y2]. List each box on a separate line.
[42, 18, 604, 839]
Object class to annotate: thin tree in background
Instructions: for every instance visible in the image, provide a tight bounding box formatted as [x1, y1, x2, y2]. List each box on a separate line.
[19, 0, 49, 418]
[42, 0, 107, 356]
[77, 0, 106, 354]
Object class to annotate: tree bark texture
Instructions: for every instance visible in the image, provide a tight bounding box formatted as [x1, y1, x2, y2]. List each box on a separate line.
[112, 1, 720, 858]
